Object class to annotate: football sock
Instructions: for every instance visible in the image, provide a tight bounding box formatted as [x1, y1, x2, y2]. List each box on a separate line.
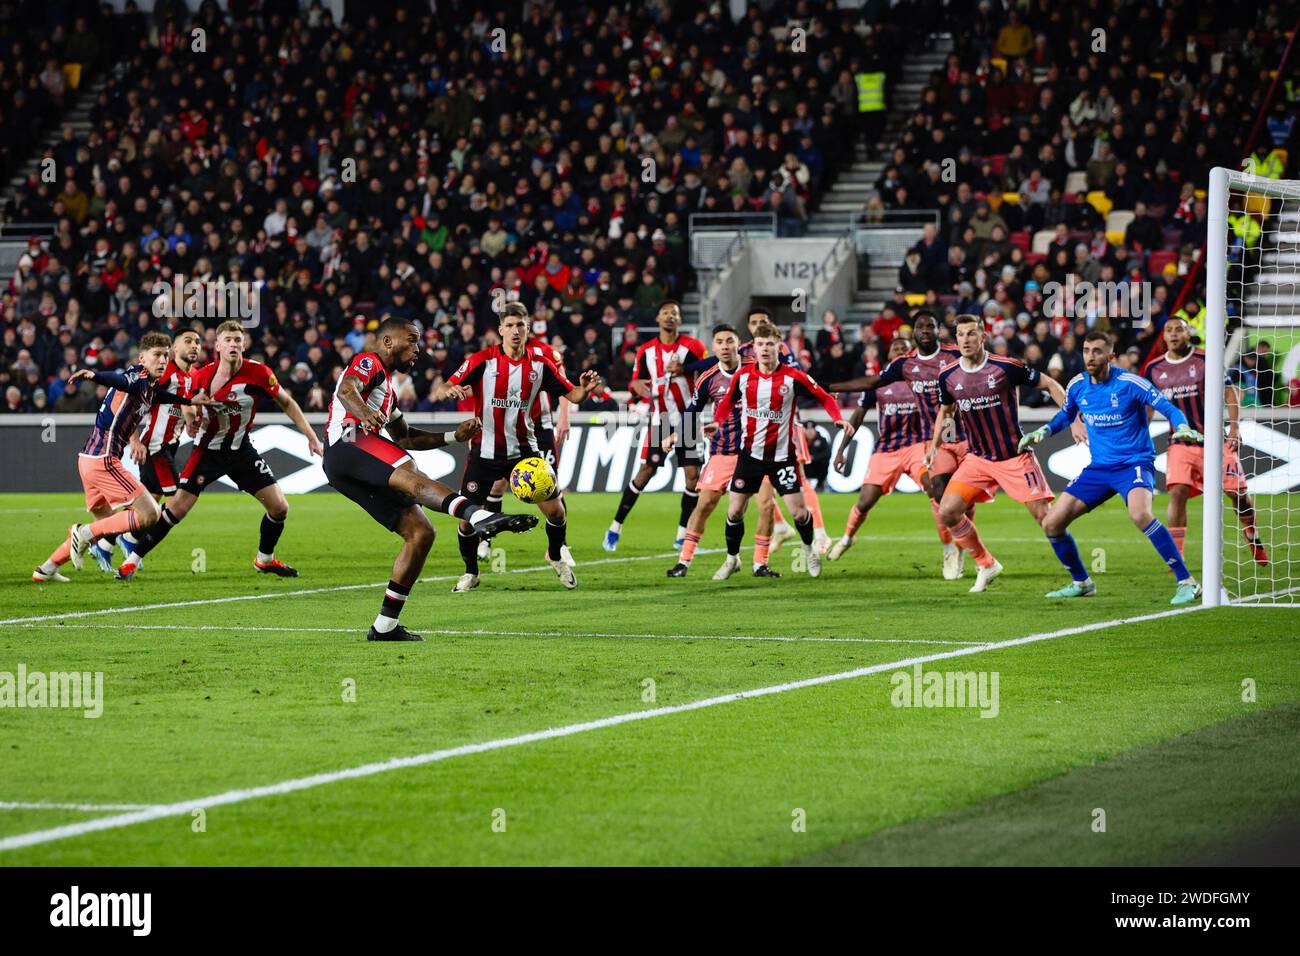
[845, 504, 868, 538]
[132, 507, 179, 558]
[753, 534, 771, 567]
[373, 580, 410, 633]
[1048, 533, 1088, 582]
[725, 516, 744, 556]
[1143, 519, 1191, 581]
[458, 527, 480, 575]
[678, 489, 698, 528]
[1240, 516, 1259, 542]
[951, 516, 995, 569]
[89, 510, 138, 539]
[679, 530, 701, 564]
[486, 493, 503, 514]
[613, 481, 643, 525]
[794, 513, 815, 545]
[930, 499, 953, 545]
[800, 478, 825, 531]
[1169, 525, 1186, 555]
[257, 514, 285, 562]
[545, 517, 567, 562]
[438, 493, 485, 522]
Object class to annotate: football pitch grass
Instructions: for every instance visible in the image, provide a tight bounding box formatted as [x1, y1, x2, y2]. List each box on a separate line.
[1, 490, 1296, 866]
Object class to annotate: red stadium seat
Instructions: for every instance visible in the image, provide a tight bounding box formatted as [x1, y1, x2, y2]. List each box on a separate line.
[1148, 250, 1178, 277]
[1010, 230, 1030, 253]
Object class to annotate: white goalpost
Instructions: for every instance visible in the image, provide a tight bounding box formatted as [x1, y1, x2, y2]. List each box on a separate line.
[1204, 166, 1300, 607]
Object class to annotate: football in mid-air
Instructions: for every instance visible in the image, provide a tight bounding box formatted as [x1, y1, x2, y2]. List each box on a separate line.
[509, 456, 556, 503]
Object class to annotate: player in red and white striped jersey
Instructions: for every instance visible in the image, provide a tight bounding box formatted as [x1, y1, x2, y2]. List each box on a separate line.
[475, 336, 576, 568]
[138, 328, 202, 497]
[709, 319, 852, 580]
[119, 321, 324, 579]
[603, 301, 708, 552]
[435, 302, 604, 591]
[324, 317, 538, 641]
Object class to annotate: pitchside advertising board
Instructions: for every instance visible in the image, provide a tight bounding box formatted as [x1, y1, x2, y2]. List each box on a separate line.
[5, 412, 1299, 496]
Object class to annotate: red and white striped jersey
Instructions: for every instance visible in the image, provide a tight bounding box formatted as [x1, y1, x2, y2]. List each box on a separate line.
[527, 338, 565, 431]
[189, 358, 282, 452]
[632, 334, 707, 428]
[713, 364, 842, 463]
[326, 351, 402, 446]
[141, 359, 196, 453]
[449, 345, 575, 460]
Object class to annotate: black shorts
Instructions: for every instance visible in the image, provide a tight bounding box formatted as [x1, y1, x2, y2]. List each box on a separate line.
[461, 453, 522, 504]
[730, 456, 802, 496]
[178, 443, 279, 497]
[140, 444, 180, 496]
[535, 428, 558, 470]
[323, 434, 416, 532]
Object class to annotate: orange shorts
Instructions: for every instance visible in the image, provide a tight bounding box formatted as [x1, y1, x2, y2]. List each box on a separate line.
[78, 455, 145, 512]
[948, 450, 1054, 504]
[928, 439, 968, 477]
[699, 453, 738, 493]
[1166, 441, 1248, 497]
[865, 442, 929, 494]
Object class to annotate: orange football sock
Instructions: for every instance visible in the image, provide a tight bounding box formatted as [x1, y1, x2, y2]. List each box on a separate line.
[931, 498, 952, 545]
[89, 510, 138, 540]
[801, 477, 825, 531]
[46, 538, 72, 568]
[845, 505, 868, 538]
[754, 534, 771, 566]
[951, 516, 994, 568]
[679, 530, 701, 563]
[1169, 526, 1186, 555]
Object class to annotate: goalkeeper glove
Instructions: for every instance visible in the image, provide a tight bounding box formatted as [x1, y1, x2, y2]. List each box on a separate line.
[1017, 426, 1049, 453]
[1172, 424, 1204, 444]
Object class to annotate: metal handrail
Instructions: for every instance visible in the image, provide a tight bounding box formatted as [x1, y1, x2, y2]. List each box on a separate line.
[806, 232, 853, 309]
[697, 230, 750, 327]
[848, 209, 940, 230]
[688, 212, 778, 234]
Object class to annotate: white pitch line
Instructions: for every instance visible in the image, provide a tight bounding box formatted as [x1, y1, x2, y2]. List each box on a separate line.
[0, 801, 162, 812]
[13, 622, 988, 647]
[0, 604, 1201, 854]
[3, 548, 725, 627]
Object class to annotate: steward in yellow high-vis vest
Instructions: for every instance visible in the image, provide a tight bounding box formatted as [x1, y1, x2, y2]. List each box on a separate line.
[855, 72, 885, 112]
[1229, 211, 1261, 248]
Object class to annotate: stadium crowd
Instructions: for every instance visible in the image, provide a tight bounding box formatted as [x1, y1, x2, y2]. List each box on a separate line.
[2, 0, 1299, 421]
[1, 0, 902, 416]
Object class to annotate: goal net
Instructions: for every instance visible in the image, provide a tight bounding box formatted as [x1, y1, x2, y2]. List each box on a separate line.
[1204, 167, 1300, 606]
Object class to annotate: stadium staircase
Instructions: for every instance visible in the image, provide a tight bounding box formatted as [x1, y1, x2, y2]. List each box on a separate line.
[806, 35, 953, 333]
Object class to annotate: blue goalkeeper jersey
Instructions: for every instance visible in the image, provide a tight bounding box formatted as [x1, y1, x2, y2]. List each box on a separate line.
[1048, 365, 1188, 468]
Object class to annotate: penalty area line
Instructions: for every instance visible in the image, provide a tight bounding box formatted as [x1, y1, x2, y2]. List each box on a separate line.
[0, 604, 1201, 854]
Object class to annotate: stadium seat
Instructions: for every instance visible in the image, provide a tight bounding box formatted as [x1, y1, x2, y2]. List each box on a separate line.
[1106, 210, 1136, 246]
[1031, 230, 1056, 254]
[1009, 230, 1031, 254]
[1064, 171, 1088, 195]
[1147, 250, 1178, 277]
[987, 154, 1006, 176]
[1086, 191, 1114, 217]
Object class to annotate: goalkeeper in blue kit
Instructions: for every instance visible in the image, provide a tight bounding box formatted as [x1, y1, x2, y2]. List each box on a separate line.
[1019, 332, 1205, 605]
